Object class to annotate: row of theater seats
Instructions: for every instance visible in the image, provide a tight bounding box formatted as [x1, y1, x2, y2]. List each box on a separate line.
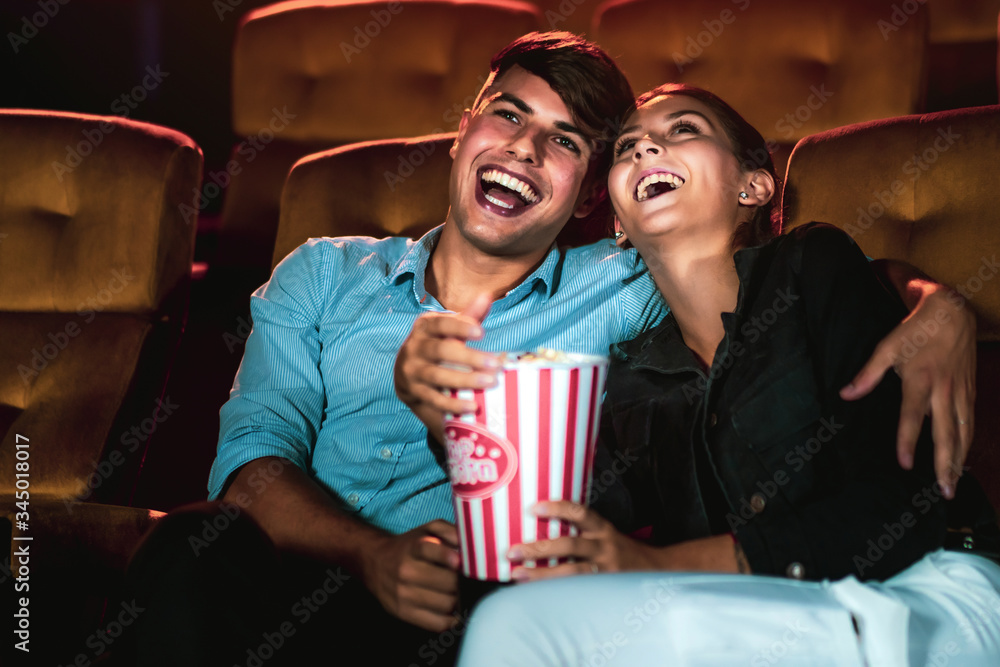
[211, 0, 1000, 285]
[2, 100, 999, 664]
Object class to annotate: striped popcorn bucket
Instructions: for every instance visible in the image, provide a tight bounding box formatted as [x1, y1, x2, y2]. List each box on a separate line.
[444, 352, 609, 582]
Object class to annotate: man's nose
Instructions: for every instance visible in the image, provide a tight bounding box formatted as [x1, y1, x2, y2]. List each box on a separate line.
[505, 129, 539, 163]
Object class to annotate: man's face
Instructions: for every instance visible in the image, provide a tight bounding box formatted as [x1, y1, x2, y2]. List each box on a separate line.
[446, 65, 597, 257]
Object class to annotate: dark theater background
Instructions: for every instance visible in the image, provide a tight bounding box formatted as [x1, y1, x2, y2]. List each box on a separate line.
[1, 0, 999, 664]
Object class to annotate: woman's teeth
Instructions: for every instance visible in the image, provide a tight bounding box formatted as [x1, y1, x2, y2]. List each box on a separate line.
[636, 172, 685, 201]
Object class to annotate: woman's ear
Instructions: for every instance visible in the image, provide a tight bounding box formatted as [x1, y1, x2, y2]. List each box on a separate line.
[739, 169, 775, 207]
[613, 216, 628, 246]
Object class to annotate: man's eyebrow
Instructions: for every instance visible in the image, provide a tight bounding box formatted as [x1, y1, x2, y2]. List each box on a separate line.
[493, 92, 532, 115]
[493, 92, 590, 143]
[555, 120, 589, 142]
[618, 109, 716, 137]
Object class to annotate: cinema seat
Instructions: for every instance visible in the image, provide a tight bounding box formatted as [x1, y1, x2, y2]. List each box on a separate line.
[273, 134, 457, 266]
[215, 0, 544, 284]
[781, 104, 1000, 513]
[0, 109, 202, 665]
[528, 0, 601, 35]
[924, 0, 1000, 110]
[592, 0, 929, 179]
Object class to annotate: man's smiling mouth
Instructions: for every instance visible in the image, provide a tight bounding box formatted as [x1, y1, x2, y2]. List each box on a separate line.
[635, 170, 685, 202]
[479, 167, 540, 210]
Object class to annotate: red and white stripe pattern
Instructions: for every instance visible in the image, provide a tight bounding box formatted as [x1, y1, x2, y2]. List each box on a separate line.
[445, 355, 608, 582]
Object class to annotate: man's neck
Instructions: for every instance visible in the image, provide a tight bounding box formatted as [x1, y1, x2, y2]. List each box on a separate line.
[425, 226, 552, 313]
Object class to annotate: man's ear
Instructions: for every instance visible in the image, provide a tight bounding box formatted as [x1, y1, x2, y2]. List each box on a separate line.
[572, 178, 606, 219]
[450, 110, 473, 159]
[740, 169, 776, 207]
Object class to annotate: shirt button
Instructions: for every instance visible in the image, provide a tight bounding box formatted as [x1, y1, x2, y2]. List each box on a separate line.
[750, 492, 767, 513]
[709, 413, 718, 427]
[380, 447, 393, 460]
[786, 562, 805, 580]
[347, 493, 360, 506]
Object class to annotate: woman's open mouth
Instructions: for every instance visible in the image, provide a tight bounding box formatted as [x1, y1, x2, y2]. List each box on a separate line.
[634, 170, 685, 202]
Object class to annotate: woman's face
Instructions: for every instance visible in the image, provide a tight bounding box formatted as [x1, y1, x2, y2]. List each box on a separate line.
[609, 94, 748, 249]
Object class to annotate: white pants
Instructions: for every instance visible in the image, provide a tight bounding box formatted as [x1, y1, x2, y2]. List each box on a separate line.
[456, 550, 1000, 667]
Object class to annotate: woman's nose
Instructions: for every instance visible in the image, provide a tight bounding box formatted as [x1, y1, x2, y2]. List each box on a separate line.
[634, 135, 660, 159]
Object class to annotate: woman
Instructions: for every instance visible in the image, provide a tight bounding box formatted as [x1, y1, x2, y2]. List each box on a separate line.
[453, 85, 1000, 666]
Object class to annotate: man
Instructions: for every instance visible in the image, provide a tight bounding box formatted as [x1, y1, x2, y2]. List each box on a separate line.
[127, 31, 975, 667]
[127, 32, 641, 667]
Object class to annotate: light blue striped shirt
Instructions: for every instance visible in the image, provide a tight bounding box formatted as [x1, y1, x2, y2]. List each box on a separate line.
[208, 226, 665, 533]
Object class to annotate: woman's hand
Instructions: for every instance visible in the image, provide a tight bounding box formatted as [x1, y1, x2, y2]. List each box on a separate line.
[505, 502, 667, 582]
[507, 502, 753, 582]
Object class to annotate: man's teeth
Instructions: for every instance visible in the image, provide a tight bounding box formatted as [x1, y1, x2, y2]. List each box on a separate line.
[485, 193, 513, 209]
[481, 169, 538, 204]
[636, 172, 685, 201]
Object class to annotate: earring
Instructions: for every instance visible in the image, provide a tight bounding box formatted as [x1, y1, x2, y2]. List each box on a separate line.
[614, 231, 625, 239]
[739, 191, 749, 201]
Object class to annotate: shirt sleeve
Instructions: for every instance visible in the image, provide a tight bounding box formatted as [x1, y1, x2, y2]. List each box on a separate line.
[207, 240, 332, 499]
[734, 223, 946, 581]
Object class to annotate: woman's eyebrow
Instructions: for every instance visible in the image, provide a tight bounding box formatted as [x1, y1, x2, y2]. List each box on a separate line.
[617, 109, 716, 137]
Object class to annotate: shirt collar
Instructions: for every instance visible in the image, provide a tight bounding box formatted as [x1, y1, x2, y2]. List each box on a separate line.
[387, 224, 443, 287]
[386, 224, 564, 305]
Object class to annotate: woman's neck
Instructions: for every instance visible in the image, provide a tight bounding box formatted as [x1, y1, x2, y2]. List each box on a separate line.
[643, 236, 741, 369]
